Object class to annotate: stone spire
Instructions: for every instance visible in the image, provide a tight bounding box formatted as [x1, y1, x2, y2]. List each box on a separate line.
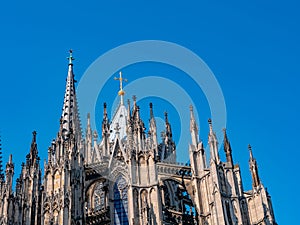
[160, 111, 176, 162]
[85, 113, 93, 163]
[5, 154, 14, 194]
[102, 103, 110, 136]
[60, 50, 82, 141]
[189, 105, 199, 147]
[223, 128, 233, 167]
[164, 112, 172, 139]
[149, 103, 158, 149]
[248, 144, 260, 188]
[102, 103, 110, 157]
[208, 119, 220, 163]
[127, 99, 131, 121]
[26, 131, 39, 168]
[87, 113, 92, 136]
[149, 102, 154, 119]
[189, 106, 207, 176]
[132, 95, 140, 121]
[131, 97, 146, 152]
[149, 103, 155, 128]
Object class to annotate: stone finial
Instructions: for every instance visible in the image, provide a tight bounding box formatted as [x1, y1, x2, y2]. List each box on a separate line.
[150, 103, 154, 118]
[67, 49, 75, 64]
[32, 131, 37, 141]
[208, 118, 212, 125]
[132, 95, 137, 104]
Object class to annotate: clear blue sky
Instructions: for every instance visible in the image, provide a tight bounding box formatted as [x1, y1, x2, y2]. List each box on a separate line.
[0, 1, 299, 224]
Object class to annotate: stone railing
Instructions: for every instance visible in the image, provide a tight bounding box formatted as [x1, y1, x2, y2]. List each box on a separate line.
[163, 207, 196, 225]
[84, 162, 109, 180]
[86, 207, 110, 225]
[157, 161, 192, 177]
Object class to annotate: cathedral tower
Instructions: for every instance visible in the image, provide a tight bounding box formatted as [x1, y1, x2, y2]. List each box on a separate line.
[41, 50, 84, 225]
[0, 51, 277, 225]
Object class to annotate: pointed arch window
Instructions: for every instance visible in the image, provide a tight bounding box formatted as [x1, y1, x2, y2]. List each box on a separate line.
[113, 176, 129, 225]
[93, 182, 105, 211]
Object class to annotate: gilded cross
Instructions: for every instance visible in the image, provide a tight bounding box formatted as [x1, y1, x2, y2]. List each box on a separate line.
[114, 71, 127, 92]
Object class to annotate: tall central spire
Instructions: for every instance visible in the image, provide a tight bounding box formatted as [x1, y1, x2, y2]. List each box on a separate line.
[60, 50, 82, 140]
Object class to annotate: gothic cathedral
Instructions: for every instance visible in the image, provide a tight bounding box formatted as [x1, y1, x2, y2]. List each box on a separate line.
[0, 51, 277, 225]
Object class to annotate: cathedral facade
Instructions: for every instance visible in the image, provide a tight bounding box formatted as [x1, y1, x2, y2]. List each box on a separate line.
[0, 52, 277, 225]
